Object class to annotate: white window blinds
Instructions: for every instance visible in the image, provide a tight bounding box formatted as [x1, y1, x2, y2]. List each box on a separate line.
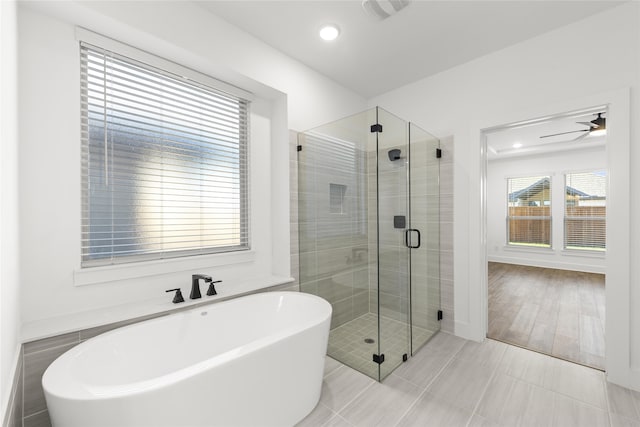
[81, 42, 249, 267]
[564, 171, 606, 251]
[506, 175, 551, 247]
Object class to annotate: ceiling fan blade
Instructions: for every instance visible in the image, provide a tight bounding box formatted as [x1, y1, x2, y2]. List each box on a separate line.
[576, 121, 598, 128]
[540, 129, 588, 139]
[571, 132, 590, 142]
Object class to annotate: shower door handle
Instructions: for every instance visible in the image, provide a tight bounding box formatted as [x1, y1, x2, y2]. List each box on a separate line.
[405, 229, 421, 249]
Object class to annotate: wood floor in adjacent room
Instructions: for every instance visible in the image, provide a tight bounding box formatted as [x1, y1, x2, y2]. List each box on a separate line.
[488, 262, 605, 370]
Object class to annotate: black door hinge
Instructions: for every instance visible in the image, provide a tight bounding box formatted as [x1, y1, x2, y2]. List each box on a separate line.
[373, 353, 385, 364]
[437, 310, 443, 321]
[436, 148, 442, 158]
[297, 145, 302, 152]
[370, 124, 383, 133]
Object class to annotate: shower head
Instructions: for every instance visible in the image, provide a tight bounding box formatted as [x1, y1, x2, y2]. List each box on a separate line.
[388, 149, 401, 161]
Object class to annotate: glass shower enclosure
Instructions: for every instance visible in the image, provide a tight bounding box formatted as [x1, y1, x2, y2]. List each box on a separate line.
[297, 106, 441, 381]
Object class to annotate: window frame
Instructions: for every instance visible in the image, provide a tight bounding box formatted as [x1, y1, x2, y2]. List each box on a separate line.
[563, 170, 607, 252]
[505, 175, 553, 248]
[78, 29, 253, 269]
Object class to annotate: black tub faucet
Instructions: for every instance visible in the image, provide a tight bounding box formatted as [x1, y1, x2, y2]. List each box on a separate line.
[191, 274, 212, 299]
[207, 280, 222, 296]
[165, 288, 184, 304]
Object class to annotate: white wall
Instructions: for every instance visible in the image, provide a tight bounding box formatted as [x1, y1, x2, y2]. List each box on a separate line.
[25, 1, 366, 132]
[17, 2, 366, 335]
[488, 147, 607, 273]
[0, 0, 21, 419]
[371, 2, 640, 389]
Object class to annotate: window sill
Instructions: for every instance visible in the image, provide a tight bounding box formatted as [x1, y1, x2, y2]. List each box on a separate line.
[74, 250, 256, 286]
[561, 249, 606, 259]
[502, 245, 554, 255]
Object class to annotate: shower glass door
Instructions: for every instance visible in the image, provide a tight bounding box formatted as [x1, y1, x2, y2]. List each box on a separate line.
[375, 108, 411, 380]
[409, 123, 441, 353]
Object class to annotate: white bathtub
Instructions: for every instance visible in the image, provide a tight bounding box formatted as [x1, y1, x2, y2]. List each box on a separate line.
[42, 291, 332, 427]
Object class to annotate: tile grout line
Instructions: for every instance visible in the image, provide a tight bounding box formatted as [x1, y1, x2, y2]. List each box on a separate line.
[545, 378, 608, 411]
[603, 377, 613, 427]
[23, 339, 80, 357]
[389, 374, 433, 427]
[322, 382, 375, 426]
[323, 364, 342, 380]
[549, 384, 560, 427]
[500, 341, 610, 413]
[22, 409, 47, 421]
[329, 379, 376, 425]
[502, 369, 607, 413]
[489, 334, 604, 372]
[310, 402, 337, 427]
[391, 340, 466, 427]
[465, 345, 508, 427]
[323, 413, 353, 427]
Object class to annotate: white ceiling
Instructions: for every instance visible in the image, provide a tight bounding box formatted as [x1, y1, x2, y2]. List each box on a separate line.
[197, 0, 623, 98]
[486, 110, 607, 160]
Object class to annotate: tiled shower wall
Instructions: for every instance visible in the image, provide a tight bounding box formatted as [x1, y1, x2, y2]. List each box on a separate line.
[289, 130, 301, 290]
[296, 130, 370, 329]
[439, 136, 454, 333]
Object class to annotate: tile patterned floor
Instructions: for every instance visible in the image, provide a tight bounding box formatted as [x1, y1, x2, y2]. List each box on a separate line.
[297, 332, 640, 427]
[327, 313, 434, 379]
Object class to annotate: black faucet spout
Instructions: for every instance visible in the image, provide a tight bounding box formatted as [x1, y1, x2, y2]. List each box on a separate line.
[191, 274, 212, 299]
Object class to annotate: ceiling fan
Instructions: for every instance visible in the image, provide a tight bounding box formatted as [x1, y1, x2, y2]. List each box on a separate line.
[539, 112, 606, 142]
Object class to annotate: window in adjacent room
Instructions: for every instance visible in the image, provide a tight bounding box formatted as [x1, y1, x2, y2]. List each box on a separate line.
[564, 170, 607, 251]
[506, 175, 552, 247]
[81, 42, 249, 267]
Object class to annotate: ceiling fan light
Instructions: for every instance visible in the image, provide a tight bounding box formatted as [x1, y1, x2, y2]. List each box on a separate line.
[590, 128, 607, 137]
[362, 0, 410, 20]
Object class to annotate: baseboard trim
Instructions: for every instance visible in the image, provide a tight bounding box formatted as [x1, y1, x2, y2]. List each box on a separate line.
[607, 365, 640, 393]
[453, 320, 484, 342]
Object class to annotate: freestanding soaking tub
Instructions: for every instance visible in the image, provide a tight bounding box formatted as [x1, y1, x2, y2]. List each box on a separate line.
[42, 291, 332, 427]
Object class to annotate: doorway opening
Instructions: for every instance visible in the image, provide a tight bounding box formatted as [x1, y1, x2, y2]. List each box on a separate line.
[484, 107, 607, 370]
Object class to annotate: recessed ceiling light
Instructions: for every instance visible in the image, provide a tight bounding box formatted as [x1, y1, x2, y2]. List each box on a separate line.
[512, 142, 523, 148]
[319, 24, 340, 41]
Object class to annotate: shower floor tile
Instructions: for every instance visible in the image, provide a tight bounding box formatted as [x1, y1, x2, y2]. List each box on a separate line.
[327, 313, 435, 379]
